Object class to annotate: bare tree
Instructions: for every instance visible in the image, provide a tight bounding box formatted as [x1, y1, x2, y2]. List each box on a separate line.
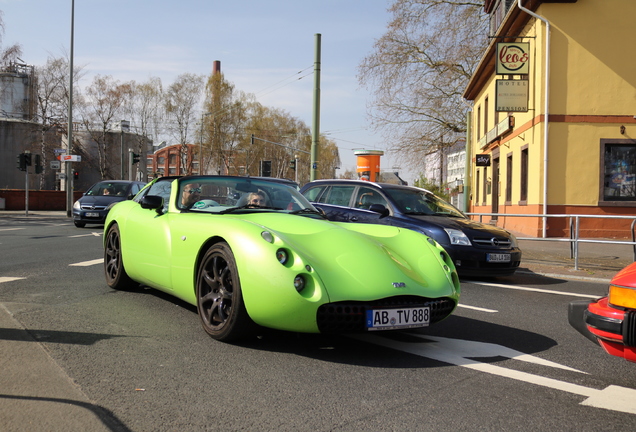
[165, 73, 204, 174]
[35, 54, 85, 188]
[80, 75, 132, 179]
[0, 11, 21, 66]
[358, 0, 487, 175]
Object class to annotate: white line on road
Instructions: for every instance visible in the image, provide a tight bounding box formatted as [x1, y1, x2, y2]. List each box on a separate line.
[0, 277, 26, 283]
[69, 259, 102, 267]
[0, 228, 24, 231]
[352, 334, 636, 415]
[465, 281, 602, 299]
[457, 304, 498, 313]
[69, 232, 102, 238]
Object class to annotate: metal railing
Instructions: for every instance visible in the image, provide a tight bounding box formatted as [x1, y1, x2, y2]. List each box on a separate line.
[467, 212, 636, 270]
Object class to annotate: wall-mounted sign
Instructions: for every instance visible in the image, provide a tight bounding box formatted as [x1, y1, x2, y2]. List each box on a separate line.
[496, 80, 529, 112]
[57, 154, 82, 162]
[497, 43, 530, 75]
[476, 154, 491, 167]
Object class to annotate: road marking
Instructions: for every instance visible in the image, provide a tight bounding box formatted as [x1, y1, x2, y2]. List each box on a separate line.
[0, 228, 24, 231]
[353, 334, 636, 415]
[457, 304, 498, 313]
[69, 232, 102, 238]
[466, 281, 601, 299]
[0, 277, 26, 283]
[70, 259, 102, 267]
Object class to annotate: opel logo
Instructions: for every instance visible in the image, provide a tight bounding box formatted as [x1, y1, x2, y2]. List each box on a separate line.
[492, 238, 500, 246]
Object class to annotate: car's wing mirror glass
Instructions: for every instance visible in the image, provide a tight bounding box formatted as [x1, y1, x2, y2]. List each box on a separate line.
[369, 203, 389, 218]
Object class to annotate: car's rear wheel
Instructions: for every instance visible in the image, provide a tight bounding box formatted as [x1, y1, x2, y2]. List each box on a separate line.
[196, 242, 255, 342]
[74, 221, 86, 228]
[104, 224, 136, 290]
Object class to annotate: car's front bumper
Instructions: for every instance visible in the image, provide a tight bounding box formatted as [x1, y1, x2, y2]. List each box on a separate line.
[73, 209, 108, 224]
[568, 297, 636, 362]
[449, 248, 522, 277]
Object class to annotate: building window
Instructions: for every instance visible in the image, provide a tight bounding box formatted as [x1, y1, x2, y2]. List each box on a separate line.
[484, 97, 489, 138]
[476, 169, 480, 204]
[483, 166, 489, 203]
[169, 154, 177, 165]
[520, 146, 528, 204]
[506, 153, 513, 203]
[477, 106, 481, 139]
[601, 140, 636, 202]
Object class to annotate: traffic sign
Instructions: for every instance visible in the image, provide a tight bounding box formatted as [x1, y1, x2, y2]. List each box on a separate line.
[50, 161, 61, 170]
[57, 155, 81, 162]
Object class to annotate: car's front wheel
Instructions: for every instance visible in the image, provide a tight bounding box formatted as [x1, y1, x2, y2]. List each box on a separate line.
[196, 242, 256, 342]
[74, 221, 86, 228]
[104, 224, 136, 290]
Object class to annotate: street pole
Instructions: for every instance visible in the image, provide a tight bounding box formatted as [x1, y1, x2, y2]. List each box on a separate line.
[311, 33, 321, 181]
[66, 0, 75, 217]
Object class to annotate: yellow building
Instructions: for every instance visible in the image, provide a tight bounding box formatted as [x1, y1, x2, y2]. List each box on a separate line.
[464, 0, 636, 238]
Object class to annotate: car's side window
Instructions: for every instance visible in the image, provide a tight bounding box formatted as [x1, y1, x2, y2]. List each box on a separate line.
[321, 186, 355, 206]
[145, 180, 173, 212]
[355, 187, 388, 210]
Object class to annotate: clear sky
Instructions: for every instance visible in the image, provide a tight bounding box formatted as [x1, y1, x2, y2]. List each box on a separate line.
[1, 0, 418, 183]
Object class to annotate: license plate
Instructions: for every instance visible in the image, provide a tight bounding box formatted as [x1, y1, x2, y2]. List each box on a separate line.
[85, 212, 100, 217]
[487, 253, 511, 263]
[366, 307, 430, 331]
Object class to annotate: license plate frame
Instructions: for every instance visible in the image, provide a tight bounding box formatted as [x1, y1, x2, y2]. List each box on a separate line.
[487, 253, 511, 263]
[366, 306, 430, 331]
[85, 212, 100, 218]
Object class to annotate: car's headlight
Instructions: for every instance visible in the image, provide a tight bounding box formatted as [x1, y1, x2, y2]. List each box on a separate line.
[444, 228, 471, 246]
[105, 202, 118, 211]
[73, 201, 80, 209]
[508, 232, 518, 248]
[609, 284, 636, 309]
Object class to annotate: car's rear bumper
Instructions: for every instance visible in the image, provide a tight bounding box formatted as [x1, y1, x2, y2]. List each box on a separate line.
[569, 297, 636, 362]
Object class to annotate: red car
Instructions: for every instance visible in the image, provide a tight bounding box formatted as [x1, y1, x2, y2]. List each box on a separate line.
[569, 262, 636, 362]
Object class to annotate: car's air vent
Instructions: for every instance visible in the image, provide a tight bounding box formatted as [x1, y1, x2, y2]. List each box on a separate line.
[80, 205, 107, 210]
[472, 237, 512, 248]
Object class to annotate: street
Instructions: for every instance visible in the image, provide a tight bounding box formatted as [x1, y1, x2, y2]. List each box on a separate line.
[1, 214, 636, 431]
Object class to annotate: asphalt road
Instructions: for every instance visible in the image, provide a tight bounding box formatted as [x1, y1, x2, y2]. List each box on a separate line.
[1, 214, 636, 431]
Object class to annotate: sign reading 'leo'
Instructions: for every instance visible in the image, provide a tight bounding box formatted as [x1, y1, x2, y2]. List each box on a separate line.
[496, 43, 530, 75]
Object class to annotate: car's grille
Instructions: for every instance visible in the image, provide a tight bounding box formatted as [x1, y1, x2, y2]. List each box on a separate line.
[80, 205, 107, 210]
[472, 237, 512, 248]
[316, 296, 456, 333]
[624, 310, 636, 347]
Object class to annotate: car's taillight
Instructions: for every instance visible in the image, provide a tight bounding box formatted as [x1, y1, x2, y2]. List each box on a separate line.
[608, 284, 636, 309]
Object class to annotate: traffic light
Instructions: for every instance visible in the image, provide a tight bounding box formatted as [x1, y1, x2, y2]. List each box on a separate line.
[24, 153, 32, 166]
[34, 154, 42, 174]
[289, 159, 296, 170]
[132, 152, 140, 165]
[17, 153, 27, 171]
[73, 171, 79, 180]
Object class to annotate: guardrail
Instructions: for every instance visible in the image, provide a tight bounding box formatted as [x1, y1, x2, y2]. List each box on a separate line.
[466, 212, 636, 270]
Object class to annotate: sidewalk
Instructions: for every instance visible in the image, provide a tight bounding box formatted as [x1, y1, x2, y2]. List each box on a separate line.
[1, 210, 634, 431]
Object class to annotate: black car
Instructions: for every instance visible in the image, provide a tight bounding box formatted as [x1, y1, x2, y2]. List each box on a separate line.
[300, 179, 521, 277]
[72, 180, 146, 227]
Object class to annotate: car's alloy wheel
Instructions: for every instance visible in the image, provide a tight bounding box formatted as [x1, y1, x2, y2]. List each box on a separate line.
[196, 242, 255, 341]
[104, 224, 136, 290]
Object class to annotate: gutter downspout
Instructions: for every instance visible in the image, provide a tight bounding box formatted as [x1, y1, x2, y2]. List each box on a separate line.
[518, 0, 550, 238]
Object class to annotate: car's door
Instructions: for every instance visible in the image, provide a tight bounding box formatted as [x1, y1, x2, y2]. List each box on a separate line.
[304, 184, 357, 222]
[123, 180, 174, 290]
[345, 186, 392, 225]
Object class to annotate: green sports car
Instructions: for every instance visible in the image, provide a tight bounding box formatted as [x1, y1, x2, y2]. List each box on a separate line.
[104, 175, 460, 341]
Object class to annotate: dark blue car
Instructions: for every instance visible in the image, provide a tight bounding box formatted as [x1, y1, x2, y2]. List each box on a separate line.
[72, 180, 146, 227]
[300, 180, 521, 278]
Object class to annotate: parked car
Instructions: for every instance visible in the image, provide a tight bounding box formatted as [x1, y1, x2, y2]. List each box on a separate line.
[569, 262, 636, 363]
[73, 180, 146, 227]
[103, 175, 460, 342]
[300, 179, 521, 277]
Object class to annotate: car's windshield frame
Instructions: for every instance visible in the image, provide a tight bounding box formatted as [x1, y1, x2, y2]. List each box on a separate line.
[174, 176, 318, 215]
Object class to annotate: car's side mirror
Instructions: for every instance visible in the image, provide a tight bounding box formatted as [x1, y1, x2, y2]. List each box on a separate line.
[369, 204, 390, 218]
[140, 195, 164, 214]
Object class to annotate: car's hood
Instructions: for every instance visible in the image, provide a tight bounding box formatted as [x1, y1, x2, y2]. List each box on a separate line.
[406, 214, 512, 237]
[610, 261, 636, 288]
[242, 213, 458, 302]
[78, 196, 125, 206]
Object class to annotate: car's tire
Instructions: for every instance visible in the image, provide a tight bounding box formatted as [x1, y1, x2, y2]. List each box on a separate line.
[74, 221, 86, 228]
[104, 224, 136, 290]
[196, 242, 256, 342]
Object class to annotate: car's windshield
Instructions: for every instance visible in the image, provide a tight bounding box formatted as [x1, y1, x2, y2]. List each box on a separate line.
[86, 182, 128, 197]
[176, 176, 319, 215]
[385, 187, 465, 218]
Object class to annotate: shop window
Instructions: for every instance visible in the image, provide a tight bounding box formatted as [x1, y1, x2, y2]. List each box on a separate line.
[475, 170, 480, 204]
[601, 140, 636, 202]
